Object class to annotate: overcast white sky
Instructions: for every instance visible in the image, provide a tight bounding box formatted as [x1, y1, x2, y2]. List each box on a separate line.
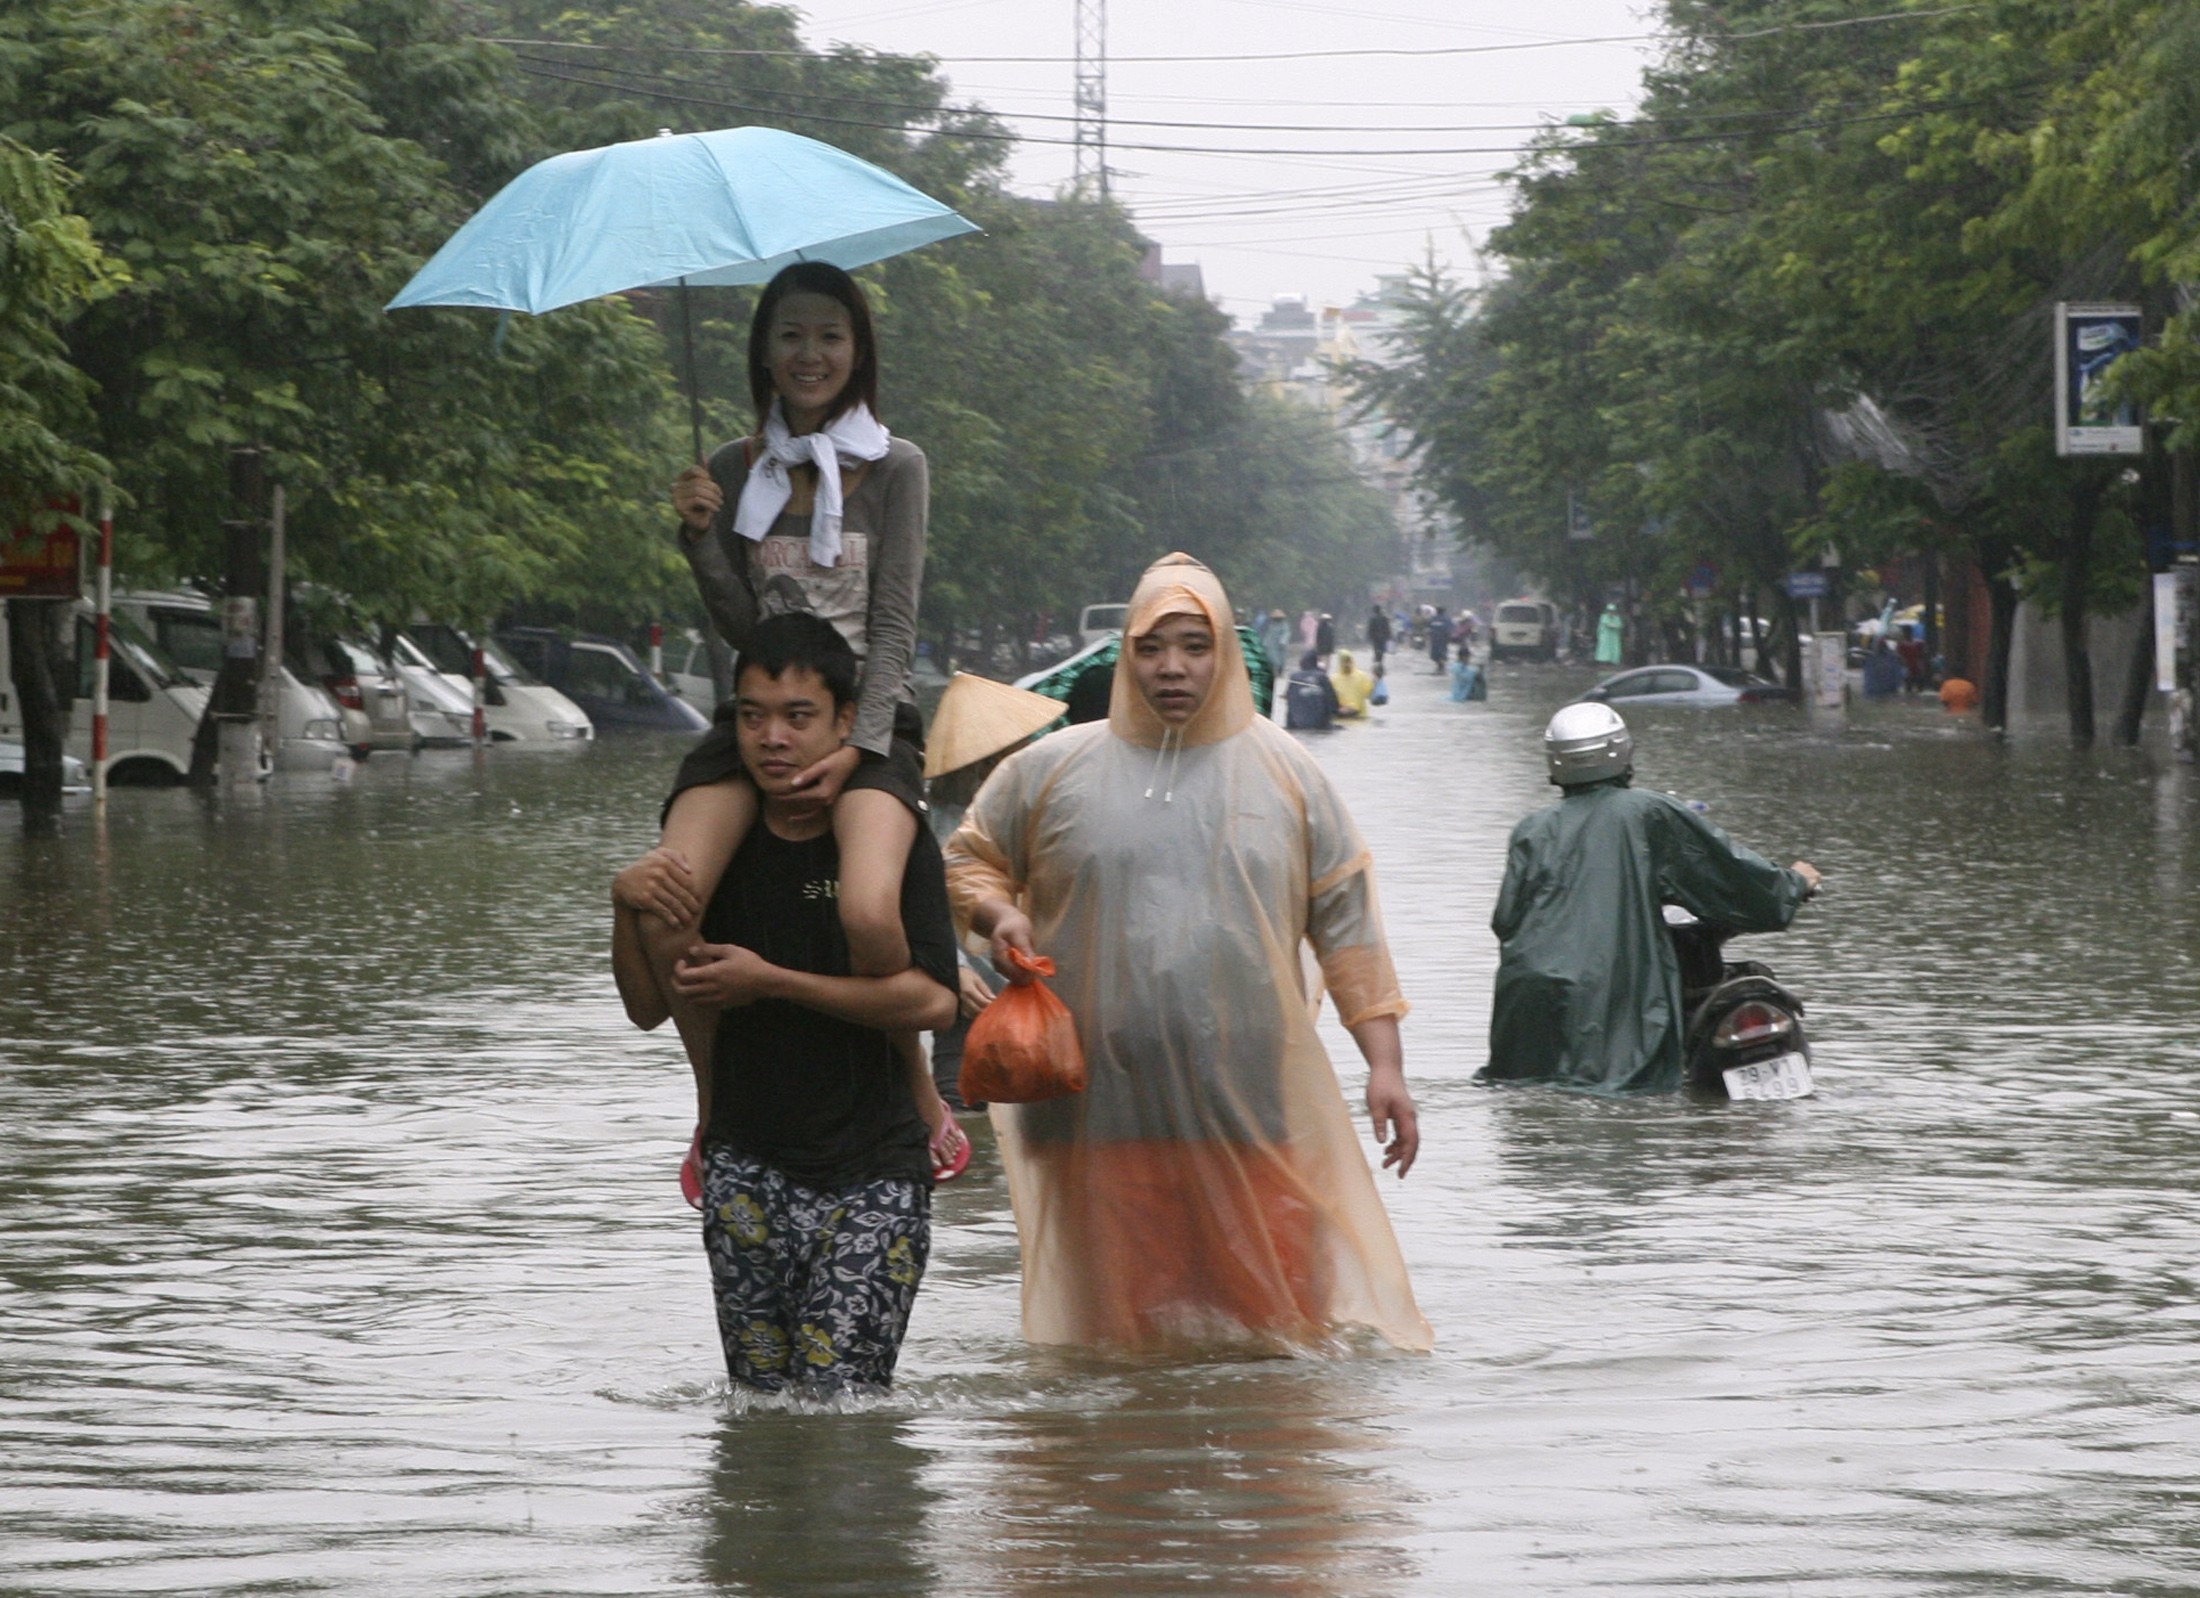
[786, 0, 1661, 321]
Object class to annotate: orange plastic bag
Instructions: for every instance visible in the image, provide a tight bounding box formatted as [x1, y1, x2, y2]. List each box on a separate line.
[960, 947, 1088, 1105]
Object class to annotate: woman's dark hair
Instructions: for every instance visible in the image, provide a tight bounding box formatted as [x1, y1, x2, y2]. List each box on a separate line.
[747, 261, 879, 427]
[736, 612, 858, 709]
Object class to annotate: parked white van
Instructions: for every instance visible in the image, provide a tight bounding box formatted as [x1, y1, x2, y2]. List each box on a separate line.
[399, 625, 594, 743]
[1077, 602, 1129, 649]
[0, 600, 210, 783]
[111, 589, 352, 769]
[662, 626, 720, 710]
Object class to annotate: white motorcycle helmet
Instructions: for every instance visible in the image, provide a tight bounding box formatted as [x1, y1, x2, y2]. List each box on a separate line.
[1544, 701, 1633, 787]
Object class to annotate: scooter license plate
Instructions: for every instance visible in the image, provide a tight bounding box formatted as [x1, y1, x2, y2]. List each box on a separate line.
[1722, 1053, 1814, 1101]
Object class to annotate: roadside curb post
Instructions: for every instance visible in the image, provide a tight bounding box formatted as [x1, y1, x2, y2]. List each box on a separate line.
[257, 486, 285, 762]
[92, 494, 112, 810]
[1813, 633, 1848, 710]
[471, 639, 487, 747]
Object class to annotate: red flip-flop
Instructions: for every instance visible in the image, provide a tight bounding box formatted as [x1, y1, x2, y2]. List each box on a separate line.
[679, 1126, 704, 1211]
[932, 1123, 971, 1183]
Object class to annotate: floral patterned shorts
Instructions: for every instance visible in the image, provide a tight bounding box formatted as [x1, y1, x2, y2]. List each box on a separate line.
[700, 1144, 930, 1394]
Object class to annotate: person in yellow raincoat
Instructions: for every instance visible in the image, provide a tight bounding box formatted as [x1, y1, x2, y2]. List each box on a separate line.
[945, 553, 1431, 1354]
[1329, 649, 1376, 718]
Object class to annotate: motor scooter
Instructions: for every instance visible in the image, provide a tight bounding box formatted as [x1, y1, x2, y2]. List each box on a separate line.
[1664, 908, 1815, 1100]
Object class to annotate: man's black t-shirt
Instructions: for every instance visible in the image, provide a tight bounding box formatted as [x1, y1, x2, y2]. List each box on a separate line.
[701, 818, 959, 1189]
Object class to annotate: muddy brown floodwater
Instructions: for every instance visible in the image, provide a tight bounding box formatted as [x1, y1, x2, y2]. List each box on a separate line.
[4, 658, 2198, 1596]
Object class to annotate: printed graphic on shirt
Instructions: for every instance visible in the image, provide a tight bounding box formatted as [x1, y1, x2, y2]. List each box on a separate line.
[750, 528, 870, 664]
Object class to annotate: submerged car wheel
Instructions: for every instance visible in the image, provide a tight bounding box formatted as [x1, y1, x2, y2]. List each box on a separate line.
[106, 758, 182, 787]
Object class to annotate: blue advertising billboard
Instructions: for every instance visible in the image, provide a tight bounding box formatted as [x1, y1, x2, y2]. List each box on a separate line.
[2055, 302, 2144, 456]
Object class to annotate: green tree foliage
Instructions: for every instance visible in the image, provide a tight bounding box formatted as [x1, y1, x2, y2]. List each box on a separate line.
[1362, 0, 2196, 737]
[2, 0, 683, 623]
[2, 0, 1397, 656]
[476, 0, 1395, 648]
[0, 137, 117, 527]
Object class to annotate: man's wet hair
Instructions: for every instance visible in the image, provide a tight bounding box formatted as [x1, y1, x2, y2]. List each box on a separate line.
[735, 612, 858, 709]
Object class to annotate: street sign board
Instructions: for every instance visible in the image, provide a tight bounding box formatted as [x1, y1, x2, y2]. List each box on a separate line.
[1784, 571, 1829, 600]
[2055, 302, 2144, 456]
[0, 521, 80, 599]
[1684, 562, 1718, 599]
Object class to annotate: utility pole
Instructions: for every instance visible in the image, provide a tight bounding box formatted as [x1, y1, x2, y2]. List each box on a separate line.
[1073, 0, 1108, 201]
[190, 446, 267, 787]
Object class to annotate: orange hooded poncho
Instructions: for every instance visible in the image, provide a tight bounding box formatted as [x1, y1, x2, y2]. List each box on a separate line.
[945, 554, 1429, 1353]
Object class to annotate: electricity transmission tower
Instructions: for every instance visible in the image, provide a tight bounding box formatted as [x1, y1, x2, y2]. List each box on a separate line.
[1072, 0, 1108, 200]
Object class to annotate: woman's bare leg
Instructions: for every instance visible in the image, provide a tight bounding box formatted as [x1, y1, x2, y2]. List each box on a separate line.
[832, 790, 957, 1158]
[833, 788, 916, 977]
[648, 778, 755, 1122]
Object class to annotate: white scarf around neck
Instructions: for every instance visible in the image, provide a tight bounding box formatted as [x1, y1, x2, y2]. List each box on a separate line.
[732, 400, 892, 569]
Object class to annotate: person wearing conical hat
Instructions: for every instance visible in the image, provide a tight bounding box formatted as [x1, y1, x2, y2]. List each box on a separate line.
[922, 673, 1064, 787]
[921, 673, 1064, 1114]
[945, 553, 1430, 1354]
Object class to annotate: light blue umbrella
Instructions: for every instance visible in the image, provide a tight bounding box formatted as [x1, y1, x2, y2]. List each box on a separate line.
[387, 126, 978, 453]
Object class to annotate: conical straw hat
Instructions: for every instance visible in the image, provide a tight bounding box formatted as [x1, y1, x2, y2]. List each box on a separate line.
[923, 672, 1066, 778]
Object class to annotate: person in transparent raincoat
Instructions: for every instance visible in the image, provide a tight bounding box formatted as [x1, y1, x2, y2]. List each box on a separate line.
[945, 553, 1432, 1354]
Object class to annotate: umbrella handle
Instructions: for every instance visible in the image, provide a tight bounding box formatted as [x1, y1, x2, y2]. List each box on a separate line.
[678, 277, 705, 465]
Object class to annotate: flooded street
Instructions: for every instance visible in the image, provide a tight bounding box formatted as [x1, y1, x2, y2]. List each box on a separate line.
[5, 662, 2198, 1597]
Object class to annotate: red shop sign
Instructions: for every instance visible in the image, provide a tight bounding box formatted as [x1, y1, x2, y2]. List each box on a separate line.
[0, 502, 82, 599]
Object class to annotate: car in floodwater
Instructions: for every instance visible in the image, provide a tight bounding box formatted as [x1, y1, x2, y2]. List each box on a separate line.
[1488, 598, 1561, 663]
[0, 739, 90, 792]
[398, 625, 594, 744]
[661, 626, 720, 711]
[0, 602, 217, 783]
[494, 628, 709, 733]
[1076, 602, 1129, 649]
[1574, 663, 1798, 708]
[110, 589, 354, 769]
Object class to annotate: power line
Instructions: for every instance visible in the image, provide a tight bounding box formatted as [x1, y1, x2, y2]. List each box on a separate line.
[503, 46, 1886, 135]
[506, 57, 2009, 161]
[479, 9, 1979, 65]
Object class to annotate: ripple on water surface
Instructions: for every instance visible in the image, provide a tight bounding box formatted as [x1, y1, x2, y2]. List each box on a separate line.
[4, 684, 2198, 1596]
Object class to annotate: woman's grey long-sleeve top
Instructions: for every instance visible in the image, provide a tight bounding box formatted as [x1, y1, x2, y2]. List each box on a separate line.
[678, 435, 928, 760]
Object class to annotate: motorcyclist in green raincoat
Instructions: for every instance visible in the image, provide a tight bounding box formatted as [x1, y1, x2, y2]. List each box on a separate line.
[1479, 704, 1822, 1095]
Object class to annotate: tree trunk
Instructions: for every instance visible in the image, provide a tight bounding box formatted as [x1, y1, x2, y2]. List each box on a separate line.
[1943, 549, 1975, 684]
[2060, 480, 2102, 746]
[1921, 552, 1941, 664]
[1982, 547, 2019, 733]
[2112, 573, 2154, 745]
[1771, 589, 1802, 688]
[2061, 600, 2096, 745]
[6, 598, 75, 836]
[190, 448, 268, 786]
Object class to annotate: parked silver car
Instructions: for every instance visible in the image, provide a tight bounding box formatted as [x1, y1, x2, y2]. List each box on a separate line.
[1575, 663, 1798, 707]
[0, 739, 90, 791]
